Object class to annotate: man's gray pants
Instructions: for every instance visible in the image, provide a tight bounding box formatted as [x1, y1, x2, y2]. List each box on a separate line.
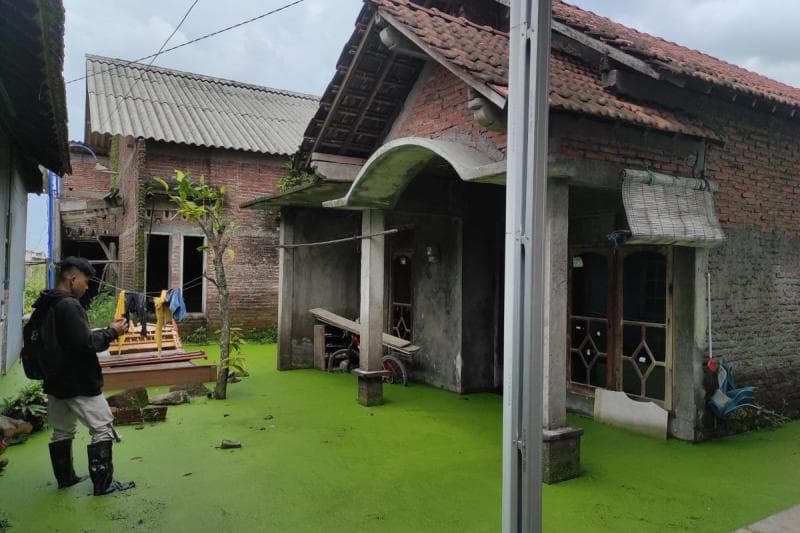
[47, 394, 117, 444]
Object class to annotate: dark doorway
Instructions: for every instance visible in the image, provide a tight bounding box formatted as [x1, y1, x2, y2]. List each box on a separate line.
[390, 253, 413, 340]
[182, 235, 205, 313]
[145, 234, 170, 295]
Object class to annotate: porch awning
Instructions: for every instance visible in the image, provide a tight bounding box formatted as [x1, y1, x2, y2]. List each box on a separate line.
[621, 169, 725, 247]
[240, 180, 352, 209]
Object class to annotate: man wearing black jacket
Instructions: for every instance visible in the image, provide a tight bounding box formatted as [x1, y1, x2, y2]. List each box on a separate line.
[35, 257, 134, 495]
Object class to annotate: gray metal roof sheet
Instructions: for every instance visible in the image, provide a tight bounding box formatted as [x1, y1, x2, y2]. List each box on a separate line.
[85, 55, 319, 156]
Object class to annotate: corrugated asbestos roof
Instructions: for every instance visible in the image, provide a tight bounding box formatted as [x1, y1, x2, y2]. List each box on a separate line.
[85, 55, 320, 156]
[0, 0, 71, 180]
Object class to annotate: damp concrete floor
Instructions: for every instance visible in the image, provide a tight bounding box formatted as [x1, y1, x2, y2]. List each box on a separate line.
[1, 344, 799, 532]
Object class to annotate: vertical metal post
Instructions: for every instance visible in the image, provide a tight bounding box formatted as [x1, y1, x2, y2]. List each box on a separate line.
[503, 1, 551, 532]
[47, 170, 59, 288]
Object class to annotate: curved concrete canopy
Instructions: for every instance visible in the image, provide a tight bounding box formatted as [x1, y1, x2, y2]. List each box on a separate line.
[324, 137, 506, 209]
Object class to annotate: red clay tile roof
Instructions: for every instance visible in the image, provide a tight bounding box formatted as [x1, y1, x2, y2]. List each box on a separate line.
[553, 1, 800, 110]
[372, 0, 508, 87]
[548, 51, 711, 138]
[371, 0, 715, 138]
[374, 0, 800, 111]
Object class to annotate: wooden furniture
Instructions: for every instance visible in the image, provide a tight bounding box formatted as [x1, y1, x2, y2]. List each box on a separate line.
[100, 321, 216, 390]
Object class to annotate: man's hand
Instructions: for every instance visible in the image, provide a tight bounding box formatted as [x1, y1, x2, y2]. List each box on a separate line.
[110, 319, 128, 336]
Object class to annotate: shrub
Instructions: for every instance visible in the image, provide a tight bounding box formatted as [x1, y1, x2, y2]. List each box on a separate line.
[23, 264, 47, 314]
[185, 326, 210, 345]
[2, 382, 48, 433]
[243, 327, 277, 344]
[87, 289, 117, 329]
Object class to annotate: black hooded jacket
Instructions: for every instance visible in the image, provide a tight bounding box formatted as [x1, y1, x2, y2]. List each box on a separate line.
[35, 290, 119, 399]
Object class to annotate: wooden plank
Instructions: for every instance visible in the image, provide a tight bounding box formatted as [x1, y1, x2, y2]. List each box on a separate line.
[110, 343, 180, 356]
[99, 351, 207, 368]
[309, 308, 412, 349]
[551, 20, 662, 80]
[313, 325, 326, 371]
[102, 361, 217, 390]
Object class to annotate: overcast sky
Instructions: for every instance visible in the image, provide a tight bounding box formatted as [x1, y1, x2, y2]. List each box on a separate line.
[27, 0, 800, 252]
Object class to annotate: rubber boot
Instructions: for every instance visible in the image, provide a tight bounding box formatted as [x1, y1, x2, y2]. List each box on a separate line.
[49, 440, 87, 488]
[87, 440, 135, 496]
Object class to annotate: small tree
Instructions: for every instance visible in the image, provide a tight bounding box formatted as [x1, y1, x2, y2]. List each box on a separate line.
[154, 170, 235, 399]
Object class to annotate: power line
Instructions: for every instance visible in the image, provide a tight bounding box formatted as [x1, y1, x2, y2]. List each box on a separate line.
[103, 0, 200, 128]
[66, 0, 305, 85]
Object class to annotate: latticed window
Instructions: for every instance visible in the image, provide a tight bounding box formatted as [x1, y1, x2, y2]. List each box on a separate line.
[568, 247, 672, 407]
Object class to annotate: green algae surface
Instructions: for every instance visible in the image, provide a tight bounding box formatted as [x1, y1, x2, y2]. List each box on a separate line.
[0, 344, 798, 532]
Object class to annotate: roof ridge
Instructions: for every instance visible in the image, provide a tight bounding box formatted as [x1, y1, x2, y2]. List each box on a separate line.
[371, 0, 508, 37]
[85, 54, 320, 101]
[555, 0, 800, 97]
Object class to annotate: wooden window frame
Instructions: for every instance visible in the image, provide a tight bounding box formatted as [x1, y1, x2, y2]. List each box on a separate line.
[567, 245, 674, 410]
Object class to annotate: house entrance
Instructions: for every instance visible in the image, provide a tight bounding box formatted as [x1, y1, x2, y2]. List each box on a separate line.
[568, 247, 672, 406]
[145, 234, 170, 296]
[390, 251, 413, 341]
[182, 235, 205, 313]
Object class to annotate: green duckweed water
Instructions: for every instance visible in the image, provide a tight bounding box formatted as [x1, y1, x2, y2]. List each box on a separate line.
[0, 344, 798, 532]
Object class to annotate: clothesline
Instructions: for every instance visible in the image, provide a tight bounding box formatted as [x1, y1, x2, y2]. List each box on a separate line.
[91, 274, 205, 297]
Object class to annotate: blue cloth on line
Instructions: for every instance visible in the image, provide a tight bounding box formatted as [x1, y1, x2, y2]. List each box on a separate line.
[166, 288, 187, 322]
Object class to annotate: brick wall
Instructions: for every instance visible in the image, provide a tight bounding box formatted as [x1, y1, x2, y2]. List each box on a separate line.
[118, 136, 144, 291]
[63, 152, 113, 198]
[552, 96, 800, 417]
[387, 63, 507, 155]
[141, 142, 285, 330]
[61, 152, 118, 241]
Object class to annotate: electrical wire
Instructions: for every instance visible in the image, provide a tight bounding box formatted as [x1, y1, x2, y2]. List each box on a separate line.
[92, 274, 206, 297]
[102, 0, 200, 128]
[66, 0, 305, 85]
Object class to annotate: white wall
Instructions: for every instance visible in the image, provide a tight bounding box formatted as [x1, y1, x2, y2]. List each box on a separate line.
[0, 131, 31, 375]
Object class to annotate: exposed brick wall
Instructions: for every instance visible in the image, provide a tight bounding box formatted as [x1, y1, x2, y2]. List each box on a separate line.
[63, 152, 113, 198]
[552, 95, 800, 418]
[142, 142, 285, 330]
[117, 136, 143, 291]
[387, 63, 507, 155]
[61, 152, 118, 241]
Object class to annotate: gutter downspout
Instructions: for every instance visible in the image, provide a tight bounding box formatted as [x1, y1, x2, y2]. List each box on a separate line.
[47, 169, 59, 288]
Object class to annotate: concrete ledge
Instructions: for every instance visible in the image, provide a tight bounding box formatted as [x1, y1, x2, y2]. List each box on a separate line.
[352, 369, 391, 379]
[736, 504, 800, 532]
[594, 389, 669, 439]
[543, 426, 584, 442]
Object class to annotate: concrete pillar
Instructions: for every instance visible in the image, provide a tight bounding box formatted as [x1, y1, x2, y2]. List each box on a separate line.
[277, 207, 294, 370]
[357, 209, 385, 406]
[542, 180, 583, 483]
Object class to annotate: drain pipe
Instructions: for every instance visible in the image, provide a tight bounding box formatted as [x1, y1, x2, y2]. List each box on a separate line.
[46, 169, 59, 288]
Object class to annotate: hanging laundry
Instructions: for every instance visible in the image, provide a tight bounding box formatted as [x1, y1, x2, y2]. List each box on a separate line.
[153, 290, 173, 355]
[113, 290, 127, 355]
[124, 291, 148, 337]
[166, 288, 187, 322]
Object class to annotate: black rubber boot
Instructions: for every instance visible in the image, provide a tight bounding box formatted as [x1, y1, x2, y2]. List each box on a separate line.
[49, 440, 87, 488]
[87, 440, 135, 496]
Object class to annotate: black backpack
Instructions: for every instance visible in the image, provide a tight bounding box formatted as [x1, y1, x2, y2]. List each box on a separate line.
[20, 304, 62, 380]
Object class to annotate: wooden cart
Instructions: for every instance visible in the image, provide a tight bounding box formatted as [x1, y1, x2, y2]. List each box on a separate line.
[310, 308, 420, 385]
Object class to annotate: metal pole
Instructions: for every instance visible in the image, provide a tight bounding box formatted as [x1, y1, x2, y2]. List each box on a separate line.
[47, 170, 58, 288]
[503, 1, 551, 532]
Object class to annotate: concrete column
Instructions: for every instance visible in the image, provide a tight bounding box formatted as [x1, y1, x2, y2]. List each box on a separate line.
[357, 209, 385, 406]
[542, 180, 583, 483]
[277, 207, 294, 370]
[543, 180, 569, 429]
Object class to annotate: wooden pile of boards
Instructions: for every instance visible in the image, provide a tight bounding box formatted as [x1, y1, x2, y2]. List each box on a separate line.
[100, 321, 216, 390]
